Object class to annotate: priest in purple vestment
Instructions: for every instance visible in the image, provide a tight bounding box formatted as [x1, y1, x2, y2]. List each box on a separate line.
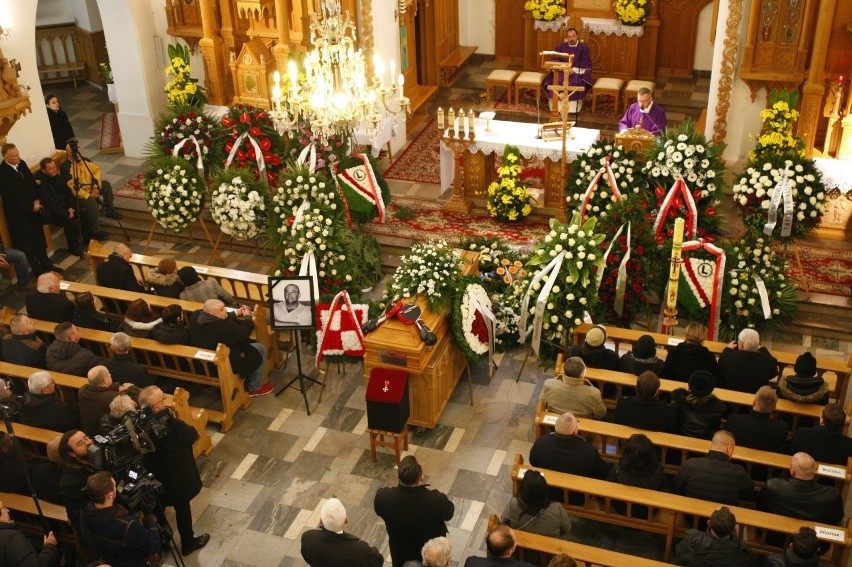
[542, 28, 593, 110]
[619, 88, 668, 136]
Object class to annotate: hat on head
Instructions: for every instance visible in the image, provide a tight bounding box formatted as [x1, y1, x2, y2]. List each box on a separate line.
[585, 325, 607, 348]
[320, 498, 347, 532]
[634, 335, 656, 359]
[177, 265, 200, 286]
[688, 371, 715, 398]
[794, 352, 817, 377]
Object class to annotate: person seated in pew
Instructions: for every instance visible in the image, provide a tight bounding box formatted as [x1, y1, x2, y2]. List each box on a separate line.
[662, 322, 720, 384]
[463, 525, 534, 567]
[670, 371, 728, 440]
[95, 244, 144, 292]
[0, 431, 30, 495]
[29, 437, 64, 505]
[0, 500, 60, 567]
[564, 325, 619, 371]
[777, 352, 829, 407]
[0, 430, 61, 506]
[2, 315, 48, 376]
[119, 298, 162, 339]
[673, 430, 754, 507]
[71, 291, 119, 333]
[45, 322, 101, 378]
[606, 433, 667, 520]
[151, 304, 190, 345]
[78, 366, 140, 436]
[789, 403, 852, 466]
[18, 371, 79, 432]
[529, 412, 608, 504]
[57, 429, 98, 528]
[178, 265, 237, 306]
[103, 332, 153, 388]
[25, 273, 75, 324]
[724, 386, 788, 454]
[717, 328, 778, 394]
[0, 378, 10, 402]
[614, 371, 677, 433]
[540, 357, 606, 419]
[98, 394, 136, 435]
[145, 257, 183, 299]
[546, 555, 577, 567]
[757, 452, 844, 527]
[418, 537, 453, 567]
[618, 334, 664, 376]
[671, 506, 758, 566]
[762, 527, 827, 567]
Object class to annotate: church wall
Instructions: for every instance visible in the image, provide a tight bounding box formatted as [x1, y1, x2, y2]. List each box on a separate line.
[460, 0, 496, 55]
[693, 2, 713, 72]
[374, 2, 409, 151]
[35, 0, 75, 26]
[72, 0, 104, 32]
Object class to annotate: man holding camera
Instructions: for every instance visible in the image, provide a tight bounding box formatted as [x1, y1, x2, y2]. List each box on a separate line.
[79, 471, 161, 566]
[138, 385, 209, 556]
[61, 140, 121, 222]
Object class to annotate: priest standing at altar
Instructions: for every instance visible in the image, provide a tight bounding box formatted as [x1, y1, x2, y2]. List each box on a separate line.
[542, 28, 592, 113]
[619, 88, 668, 136]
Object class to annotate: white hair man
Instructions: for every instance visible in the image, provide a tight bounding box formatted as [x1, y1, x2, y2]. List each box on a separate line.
[25, 272, 75, 323]
[718, 328, 779, 393]
[18, 370, 78, 432]
[103, 332, 152, 388]
[1, 314, 47, 370]
[98, 394, 136, 434]
[420, 537, 452, 567]
[77, 365, 138, 436]
[301, 497, 383, 566]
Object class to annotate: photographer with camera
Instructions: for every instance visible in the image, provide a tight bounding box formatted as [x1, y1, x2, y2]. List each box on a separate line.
[137, 386, 209, 557]
[61, 140, 121, 221]
[79, 471, 161, 566]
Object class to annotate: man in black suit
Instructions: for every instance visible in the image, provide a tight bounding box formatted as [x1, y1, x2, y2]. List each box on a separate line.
[0, 143, 57, 276]
[463, 525, 534, 567]
[790, 403, 852, 465]
[757, 452, 844, 526]
[724, 386, 788, 453]
[34, 157, 84, 256]
[25, 272, 75, 323]
[614, 371, 677, 433]
[96, 243, 144, 292]
[717, 328, 778, 393]
[300, 497, 383, 566]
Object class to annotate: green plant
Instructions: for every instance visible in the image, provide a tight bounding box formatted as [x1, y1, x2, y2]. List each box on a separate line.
[98, 61, 113, 84]
[485, 145, 532, 222]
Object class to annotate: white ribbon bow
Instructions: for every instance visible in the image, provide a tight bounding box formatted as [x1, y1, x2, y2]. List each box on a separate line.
[171, 135, 204, 180]
[519, 251, 567, 355]
[225, 131, 268, 186]
[467, 289, 496, 376]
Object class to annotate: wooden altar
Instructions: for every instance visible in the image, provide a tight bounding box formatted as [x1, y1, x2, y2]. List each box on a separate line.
[362, 250, 479, 429]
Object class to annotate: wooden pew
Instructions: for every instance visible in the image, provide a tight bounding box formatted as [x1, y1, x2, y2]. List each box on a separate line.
[534, 401, 852, 501]
[485, 514, 671, 567]
[511, 454, 852, 565]
[0, 491, 74, 545]
[1, 308, 250, 432]
[0, 361, 213, 457]
[571, 323, 852, 404]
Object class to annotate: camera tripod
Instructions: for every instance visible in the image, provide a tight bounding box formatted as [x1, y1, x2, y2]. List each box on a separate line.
[152, 499, 186, 567]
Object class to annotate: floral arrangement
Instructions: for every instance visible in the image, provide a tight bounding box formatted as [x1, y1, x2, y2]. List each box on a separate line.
[220, 105, 287, 183]
[614, 0, 649, 25]
[271, 164, 339, 219]
[164, 43, 206, 111]
[151, 110, 221, 169]
[452, 277, 493, 362]
[732, 154, 825, 241]
[333, 154, 392, 225]
[524, 0, 567, 21]
[485, 145, 533, 222]
[387, 240, 463, 314]
[99, 61, 113, 84]
[643, 119, 726, 241]
[461, 239, 528, 294]
[287, 121, 349, 172]
[751, 91, 803, 160]
[568, 140, 646, 219]
[143, 157, 205, 232]
[524, 213, 607, 350]
[210, 169, 268, 240]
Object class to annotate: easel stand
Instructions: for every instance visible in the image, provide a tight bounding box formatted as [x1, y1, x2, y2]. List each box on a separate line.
[275, 330, 322, 414]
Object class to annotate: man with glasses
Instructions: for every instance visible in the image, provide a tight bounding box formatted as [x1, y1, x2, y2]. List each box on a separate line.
[18, 370, 78, 432]
[137, 385, 209, 556]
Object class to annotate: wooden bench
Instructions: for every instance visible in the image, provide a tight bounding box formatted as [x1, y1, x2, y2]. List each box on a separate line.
[1, 308, 250, 432]
[35, 25, 87, 88]
[571, 323, 852, 404]
[511, 454, 852, 565]
[439, 45, 477, 87]
[485, 514, 671, 567]
[534, 401, 852, 501]
[0, 491, 74, 545]
[0, 360, 213, 457]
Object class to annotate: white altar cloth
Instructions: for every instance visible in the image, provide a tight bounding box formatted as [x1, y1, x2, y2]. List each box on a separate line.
[439, 120, 600, 194]
[352, 117, 397, 158]
[814, 157, 852, 192]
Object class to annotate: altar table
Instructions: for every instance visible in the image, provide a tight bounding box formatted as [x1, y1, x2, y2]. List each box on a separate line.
[440, 120, 599, 212]
[352, 116, 397, 159]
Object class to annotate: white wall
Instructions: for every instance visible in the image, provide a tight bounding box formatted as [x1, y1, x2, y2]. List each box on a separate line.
[460, 0, 495, 55]
[71, 0, 104, 32]
[371, 1, 408, 150]
[35, 0, 75, 26]
[693, 2, 714, 72]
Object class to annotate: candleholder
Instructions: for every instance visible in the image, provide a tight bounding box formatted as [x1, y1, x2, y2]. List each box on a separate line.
[439, 107, 476, 214]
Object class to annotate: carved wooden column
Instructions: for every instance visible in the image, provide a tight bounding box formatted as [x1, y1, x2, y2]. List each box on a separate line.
[300, 0, 312, 49]
[273, 0, 292, 72]
[796, 0, 837, 157]
[199, 0, 230, 105]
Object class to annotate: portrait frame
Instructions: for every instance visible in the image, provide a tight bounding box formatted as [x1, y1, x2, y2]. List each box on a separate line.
[269, 275, 317, 331]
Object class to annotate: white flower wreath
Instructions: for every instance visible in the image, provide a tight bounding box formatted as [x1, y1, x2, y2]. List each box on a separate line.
[144, 158, 204, 233]
[210, 174, 267, 240]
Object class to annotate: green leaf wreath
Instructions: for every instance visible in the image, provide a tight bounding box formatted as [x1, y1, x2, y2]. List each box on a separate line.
[568, 139, 648, 219]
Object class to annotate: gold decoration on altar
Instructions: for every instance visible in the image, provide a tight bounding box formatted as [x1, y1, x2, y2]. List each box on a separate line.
[615, 125, 655, 152]
[712, 0, 743, 145]
[235, 0, 276, 20]
[0, 41, 31, 145]
[229, 38, 275, 109]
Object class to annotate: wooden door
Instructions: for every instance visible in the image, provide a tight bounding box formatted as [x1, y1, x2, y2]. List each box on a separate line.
[495, 0, 526, 63]
[655, 0, 713, 76]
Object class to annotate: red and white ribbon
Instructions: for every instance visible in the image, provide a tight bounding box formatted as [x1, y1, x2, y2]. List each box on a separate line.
[315, 290, 365, 370]
[331, 154, 386, 227]
[466, 287, 496, 375]
[171, 135, 204, 180]
[763, 167, 793, 238]
[225, 131, 267, 186]
[660, 239, 726, 339]
[578, 156, 620, 220]
[520, 250, 567, 355]
[653, 178, 698, 240]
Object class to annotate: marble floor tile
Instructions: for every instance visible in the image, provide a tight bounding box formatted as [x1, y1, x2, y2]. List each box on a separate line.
[210, 479, 266, 512]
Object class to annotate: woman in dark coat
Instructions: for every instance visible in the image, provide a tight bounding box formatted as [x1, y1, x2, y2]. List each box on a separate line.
[151, 304, 190, 345]
[662, 322, 720, 383]
[607, 433, 666, 518]
[72, 291, 120, 332]
[777, 352, 829, 405]
[119, 298, 162, 338]
[671, 370, 728, 440]
[619, 334, 665, 376]
[145, 258, 183, 298]
[501, 470, 571, 564]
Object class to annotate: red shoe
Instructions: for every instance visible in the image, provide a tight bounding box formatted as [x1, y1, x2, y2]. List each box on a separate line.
[249, 383, 274, 397]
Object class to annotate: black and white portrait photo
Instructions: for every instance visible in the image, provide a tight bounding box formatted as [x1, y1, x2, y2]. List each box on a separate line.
[269, 276, 316, 330]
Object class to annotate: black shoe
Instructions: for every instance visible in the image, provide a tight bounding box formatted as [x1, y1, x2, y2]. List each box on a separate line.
[69, 248, 84, 257]
[181, 533, 209, 556]
[104, 209, 123, 219]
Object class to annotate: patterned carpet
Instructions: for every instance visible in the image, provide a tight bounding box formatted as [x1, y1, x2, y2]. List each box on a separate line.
[98, 112, 123, 152]
[779, 243, 852, 297]
[381, 119, 441, 185]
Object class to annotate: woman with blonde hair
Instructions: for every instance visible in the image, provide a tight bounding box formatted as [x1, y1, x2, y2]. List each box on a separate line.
[661, 322, 720, 383]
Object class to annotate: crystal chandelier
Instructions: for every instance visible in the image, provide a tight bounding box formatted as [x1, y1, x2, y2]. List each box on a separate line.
[270, 0, 410, 143]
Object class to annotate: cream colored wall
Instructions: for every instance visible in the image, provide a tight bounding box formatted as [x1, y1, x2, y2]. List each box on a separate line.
[460, 0, 496, 55]
[371, 1, 409, 151]
[693, 2, 714, 72]
[35, 0, 75, 26]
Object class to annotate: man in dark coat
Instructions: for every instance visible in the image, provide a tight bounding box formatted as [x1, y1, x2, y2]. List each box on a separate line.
[25, 273, 75, 324]
[724, 386, 788, 454]
[78, 365, 138, 436]
[0, 143, 56, 276]
[789, 403, 852, 465]
[57, 430, 98, 525]
[673, 430, 754, 506]
[0, 431, 30, 495]
[0, 502, 60, 567]
[2, 315, 47, 371]
[96, 244, 144, 292]
[138, 386, 209, 556]
[374, 455, 454, 567]
[189, 299, 271, 397]
[45, 94, 75, 150]
[529, 412, 608, 503]
[463, 525, 534, 567]
[45, 322, 100, 378]
[758, 452, 844, 525]
[672, 506, 758, 566]
[34, 157, 84, 256]
[564, 324, 619, 371]
[103, 332, 152, 388]
[18, 371, 78, 432]
[717, 328, 778, 393]
[300, 497, 383, 566]
[762, 527, 826, 567]
[614, 371, 677, 433]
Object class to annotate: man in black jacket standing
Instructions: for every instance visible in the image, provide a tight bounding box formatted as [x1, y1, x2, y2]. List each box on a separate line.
[96, 244, 143, 292]
[301, 497, 383, 566]
[137, 385, 209, 556]
[374, 455, 454, 567]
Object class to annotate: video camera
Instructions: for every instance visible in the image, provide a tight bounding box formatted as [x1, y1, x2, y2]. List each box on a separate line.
[67, 137, 81, 159]
[88, 405, 173, 512]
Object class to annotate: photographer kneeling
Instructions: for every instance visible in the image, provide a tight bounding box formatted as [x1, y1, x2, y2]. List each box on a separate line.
[137, 386, 209, 556]
[79, 471, 161, 566]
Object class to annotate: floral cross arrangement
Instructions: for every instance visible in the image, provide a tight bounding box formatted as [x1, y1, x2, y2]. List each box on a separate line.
[485, 145, 533, 222]
[164, 43, 206, 111]
[210, 169, 269, 240]
[524, 0, 567, 21]
[143, 157, 205, 233]
[614, 0, 649, 25]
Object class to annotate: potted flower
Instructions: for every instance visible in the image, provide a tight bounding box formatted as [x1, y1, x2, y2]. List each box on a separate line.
[614, 0, 649, 25]
[524, 0, 567, 22]
[485, 145, 533, 222]
[164, 43, 207, 112]
[99, 61, 116, 104]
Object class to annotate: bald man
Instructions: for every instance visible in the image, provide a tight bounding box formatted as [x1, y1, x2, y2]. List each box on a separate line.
[673, 430, 754, 506]
[95, 243, 144, 292]
[758, 452, 844, 526]
[463, 525, 533, 566]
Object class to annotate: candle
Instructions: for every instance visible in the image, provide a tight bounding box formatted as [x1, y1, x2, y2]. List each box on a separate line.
[397, 73, 404, 98]
[463, 111, 469, 137]
[438, 107, 444, 130]
[468, 109, 475, 136]
[288, 61, 298, 94]
[666, 218, 685, 313]
[448, 108, 456, 136]
[375, 57, 385, 87]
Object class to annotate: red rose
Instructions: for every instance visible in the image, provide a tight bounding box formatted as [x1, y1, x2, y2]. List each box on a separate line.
[635, 246, 644, 255]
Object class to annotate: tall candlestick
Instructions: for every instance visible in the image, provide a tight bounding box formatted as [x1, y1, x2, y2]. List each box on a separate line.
[666, 218, 685, 314]
[438, 107, 444, 130]
[467, 109, 475, 138]
[448, 108, 456, 137]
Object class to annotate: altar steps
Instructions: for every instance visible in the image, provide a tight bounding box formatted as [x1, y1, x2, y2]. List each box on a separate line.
[784, 292, 852, 343]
